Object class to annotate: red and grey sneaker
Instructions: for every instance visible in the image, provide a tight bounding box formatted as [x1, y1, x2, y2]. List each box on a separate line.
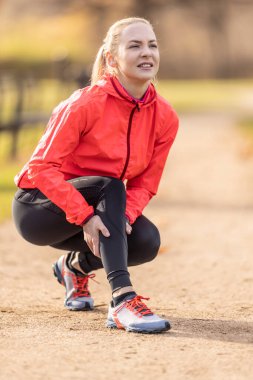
[106, 295, 171, 333]
[53, 255, 94, 311]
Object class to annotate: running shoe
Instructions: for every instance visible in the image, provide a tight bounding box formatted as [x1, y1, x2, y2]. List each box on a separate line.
[106, 295, 171, 333]
[53, 254, 94, 311]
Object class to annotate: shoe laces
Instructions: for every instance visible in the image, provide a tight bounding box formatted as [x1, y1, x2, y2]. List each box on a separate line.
[72, 273, 96, 298]
[125, 295, 153, 316]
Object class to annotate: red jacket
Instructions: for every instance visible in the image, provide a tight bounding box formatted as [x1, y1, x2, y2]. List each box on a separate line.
[15, 76, 179, 225]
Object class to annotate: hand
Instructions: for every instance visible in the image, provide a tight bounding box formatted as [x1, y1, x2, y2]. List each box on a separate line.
[126, 220, 132, 235]
[83, 215, 110, 258]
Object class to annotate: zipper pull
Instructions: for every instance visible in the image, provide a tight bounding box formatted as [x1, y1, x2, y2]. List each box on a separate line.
[132, 99, 140, 112]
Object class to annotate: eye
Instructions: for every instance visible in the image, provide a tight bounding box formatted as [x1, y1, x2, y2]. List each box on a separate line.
[150, 44, 158, 48]
[129, 45, 140, 49]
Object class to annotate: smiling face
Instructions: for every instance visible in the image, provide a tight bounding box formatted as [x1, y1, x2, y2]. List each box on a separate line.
[109, 22, 160, 91]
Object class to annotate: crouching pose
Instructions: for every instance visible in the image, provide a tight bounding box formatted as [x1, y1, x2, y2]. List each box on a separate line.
[12, 17, 179, 333]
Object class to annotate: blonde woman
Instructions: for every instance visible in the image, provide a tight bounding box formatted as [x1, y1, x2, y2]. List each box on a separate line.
[13, 17, 179, 333]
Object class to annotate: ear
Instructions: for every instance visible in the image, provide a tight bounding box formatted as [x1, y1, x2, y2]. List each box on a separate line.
[105, 52, 117, 67]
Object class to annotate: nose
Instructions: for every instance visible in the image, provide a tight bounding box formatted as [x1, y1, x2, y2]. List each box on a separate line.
[141, 44, 152, 57]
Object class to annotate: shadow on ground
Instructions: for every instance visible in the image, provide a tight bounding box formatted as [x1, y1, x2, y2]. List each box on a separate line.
[163, 315, 253, 345]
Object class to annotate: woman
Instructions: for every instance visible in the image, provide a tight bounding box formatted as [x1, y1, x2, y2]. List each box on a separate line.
[12, 17, 179, 333]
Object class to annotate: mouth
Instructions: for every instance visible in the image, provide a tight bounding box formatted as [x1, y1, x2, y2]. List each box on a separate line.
[137, 62, 154, 68]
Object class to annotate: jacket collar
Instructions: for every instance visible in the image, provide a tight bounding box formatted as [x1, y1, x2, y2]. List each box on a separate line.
[96, 75, 157, 108]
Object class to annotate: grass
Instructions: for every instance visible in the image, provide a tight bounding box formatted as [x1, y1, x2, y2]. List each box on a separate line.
[0, 163, 22, 223]
[0, 127, 45, 223]
[239, 117, 253, 133]
[156, 78, 253, 112]
[1, 78, 253, 223]
[238, 117, 253, 154]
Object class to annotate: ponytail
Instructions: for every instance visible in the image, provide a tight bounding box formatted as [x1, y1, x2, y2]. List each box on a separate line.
[91, 45, 106, 86]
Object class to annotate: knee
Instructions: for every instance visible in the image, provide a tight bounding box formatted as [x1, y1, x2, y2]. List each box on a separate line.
[138, 224, 161, 263]
[104, 177, 126, 203]
[106, 177, 125, 193]
[146, 227, 161, 262]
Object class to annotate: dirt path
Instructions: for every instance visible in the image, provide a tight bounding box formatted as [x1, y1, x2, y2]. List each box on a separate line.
[1, 112, 253, 380]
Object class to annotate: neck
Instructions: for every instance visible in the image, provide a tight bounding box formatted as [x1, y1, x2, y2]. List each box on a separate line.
[115, 74, 150, 99]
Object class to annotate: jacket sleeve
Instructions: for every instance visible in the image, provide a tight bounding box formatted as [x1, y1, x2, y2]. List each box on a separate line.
[27, 100, 94, 226]
[125, 109, 179, 225]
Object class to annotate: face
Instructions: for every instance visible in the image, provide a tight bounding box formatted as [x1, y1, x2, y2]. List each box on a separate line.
[109, 23, 160, 87]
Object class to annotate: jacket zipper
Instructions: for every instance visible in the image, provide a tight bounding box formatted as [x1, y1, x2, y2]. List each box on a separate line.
[120, 102, 140, 180]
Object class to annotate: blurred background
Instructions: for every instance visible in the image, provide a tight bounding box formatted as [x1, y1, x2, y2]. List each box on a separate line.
[0, 0, 253, 222]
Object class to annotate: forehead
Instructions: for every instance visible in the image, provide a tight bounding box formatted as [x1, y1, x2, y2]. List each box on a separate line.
[120, 23, 157, 43]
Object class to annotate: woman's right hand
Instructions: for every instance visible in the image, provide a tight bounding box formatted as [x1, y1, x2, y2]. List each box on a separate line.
[82, 215, 110, 258]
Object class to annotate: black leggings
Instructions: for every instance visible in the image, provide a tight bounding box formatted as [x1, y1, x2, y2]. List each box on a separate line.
[12, 176, 160, 291]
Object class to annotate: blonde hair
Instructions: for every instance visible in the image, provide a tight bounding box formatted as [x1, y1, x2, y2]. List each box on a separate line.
[91, 17, 153, 85]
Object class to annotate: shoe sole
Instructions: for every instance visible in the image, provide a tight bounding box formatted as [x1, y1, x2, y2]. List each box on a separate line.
[106, 319, 171, 334]
[52, 263, 94, 311]
[65, 304, 93, 311]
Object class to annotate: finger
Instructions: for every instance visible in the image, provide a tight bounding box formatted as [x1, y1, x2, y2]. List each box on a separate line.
[83, 232, 92, 249]
[93, 239, 100, 258]
[83, 231, 89, 245]
[126, 223, 132, 235]
[99, 223, 110, 237]
[86, 239, 94, 253]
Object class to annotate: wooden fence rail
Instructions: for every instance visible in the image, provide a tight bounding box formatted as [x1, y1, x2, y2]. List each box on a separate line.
[0, 79, 49, 159]
[0, 71, 88, 159]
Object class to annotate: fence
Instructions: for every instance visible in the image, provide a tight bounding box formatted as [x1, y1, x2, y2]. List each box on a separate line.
[0, 62, 89, 159]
